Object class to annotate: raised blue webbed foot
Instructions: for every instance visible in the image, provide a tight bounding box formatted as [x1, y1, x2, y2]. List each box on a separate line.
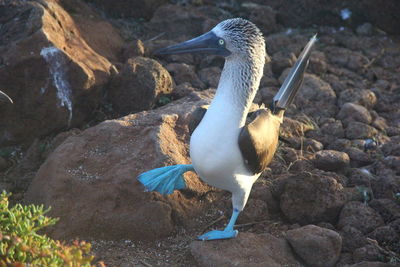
[137, 164, 194, 195]
[198, 229, 238, 241]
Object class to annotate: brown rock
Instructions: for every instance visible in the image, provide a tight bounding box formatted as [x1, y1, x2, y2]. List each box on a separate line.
[337, 103, 372, 125]
[280, 117, 314, 140]
[338, 89, 377, 109]
[280, 170, 348, 224]
[190, 232, 301, 267]
[370, 172, 400, 200]
[381, 142, 400, 157]
[328, 138, 352, 151]
[286, 225, 342, 267]
[108, 57, 174, 115]
[338, 201, 384, 234]
[387, 127, 400, 137]
[293, 74, 337, 118]
[166, 63, 205, 89]
[384, 156, 400, 173]
[87, 0, 167, 20]
[0, 0, 123, 145]
[122, 39, 145, 59]
[173, 82, 197, 99]
[348, 168, 376, 187]
[321, 120, 345, 138]
[304, 138, 324, 152]
[328, 46, 375, 76]
[314, 150, 350, 172]
[238, 199, 268, 223]
[25, 91, 214, 240]
[372, 117, 388, 131]
[344, 147, 373, 167]
[368, 225, 399, 245]
[369, 199, 400, 223]
[340, 225, 368, 252]
[198, 67, 222, 88]
[273, 51, 297, 76]
[242, 3, 278, 33]
[353, 245, 384, 263]
[346, 122, 378, 140]
[146, 4, 226, 41]
[309, 51, 328, 75]
[335, 252, 353, 266]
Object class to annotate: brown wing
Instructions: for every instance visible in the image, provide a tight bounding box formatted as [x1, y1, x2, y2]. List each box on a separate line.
[238, 109, 281, 174]
[188, 105, 208, 135]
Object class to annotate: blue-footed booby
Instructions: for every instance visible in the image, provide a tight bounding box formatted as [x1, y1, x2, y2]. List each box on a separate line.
[0, 90, 13, 103]
[138, 18, 316, 240]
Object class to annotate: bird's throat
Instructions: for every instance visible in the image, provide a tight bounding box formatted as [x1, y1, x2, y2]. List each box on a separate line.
[214, 57, 264, 126]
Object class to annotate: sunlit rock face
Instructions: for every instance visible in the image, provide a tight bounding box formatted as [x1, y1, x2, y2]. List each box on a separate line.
[0, 0, 124, 145]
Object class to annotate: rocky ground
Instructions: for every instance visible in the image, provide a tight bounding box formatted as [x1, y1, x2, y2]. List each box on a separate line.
[1, 0, 400, 266]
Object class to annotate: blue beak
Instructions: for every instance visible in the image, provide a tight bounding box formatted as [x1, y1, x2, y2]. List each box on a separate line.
[155, 31, 231, 57]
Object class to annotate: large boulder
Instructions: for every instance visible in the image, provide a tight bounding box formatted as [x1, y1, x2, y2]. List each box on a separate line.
[280, 170, 348, 225]
[25, 91, 214, 240]
[291, 74, 337, 118]
[0, 0, 124, 145]
[338, 201, 384, 234]
[108, 57, 174, 115]
[286, 225, 342, 267]
[314, 150, 350, 172]
[190, 232, 301, 267]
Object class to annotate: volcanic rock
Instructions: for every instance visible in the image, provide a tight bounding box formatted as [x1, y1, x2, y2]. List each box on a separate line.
[190, 232, 301, 267]
[86, 0, 167, 20]
[286, 225, 342, 267]
[337, 103, 372, 125]
[345, 122, 378, 140]
[166, 63, 205, 89]
[25, 91, 214, 240]
[338, 201, 384, 234]
[314, 150, 350, 172]
[0, 0, 123, 145]
[340, 225, 368, 252]
[280, 170, 348, 224]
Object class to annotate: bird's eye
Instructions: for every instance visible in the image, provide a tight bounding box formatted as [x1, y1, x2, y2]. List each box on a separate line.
[218, 39, 225, 46]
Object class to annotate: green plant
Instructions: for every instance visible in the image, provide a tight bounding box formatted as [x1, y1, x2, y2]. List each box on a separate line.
[0, 191, 95, 266]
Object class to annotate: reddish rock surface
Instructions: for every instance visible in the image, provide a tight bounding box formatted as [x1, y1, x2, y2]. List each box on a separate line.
[0, 0, 124, 145]
[25, 91, 213, 240]
[286, 225, 342, 267]
[108, 57, 174, 115]
[314, 150, 350, 171]
[190, 232, 301, 267]
[338, 201, 384, 234]
[280, 170, 348, 225]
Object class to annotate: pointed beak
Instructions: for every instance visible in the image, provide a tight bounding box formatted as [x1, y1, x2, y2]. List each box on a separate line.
[154, 31, 231, 57]
[0, 90, 13, 104]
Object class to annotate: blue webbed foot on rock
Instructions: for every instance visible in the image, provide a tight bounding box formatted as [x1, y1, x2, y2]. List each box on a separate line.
[198, 208, 241, 241]
[198, 229, 238, 241]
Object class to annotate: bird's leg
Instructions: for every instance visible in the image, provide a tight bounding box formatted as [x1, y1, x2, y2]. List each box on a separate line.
[198, 208, 240, 241]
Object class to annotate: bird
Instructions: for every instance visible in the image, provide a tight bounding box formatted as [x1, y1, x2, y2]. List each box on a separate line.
[138, 18, 316, 241]
[0, 90, 13, 104]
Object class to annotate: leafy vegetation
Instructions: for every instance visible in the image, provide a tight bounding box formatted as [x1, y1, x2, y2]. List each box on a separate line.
[0, 191, 96, 266]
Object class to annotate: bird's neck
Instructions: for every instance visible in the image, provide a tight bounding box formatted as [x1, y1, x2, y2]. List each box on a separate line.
[212, 56, 264, 126]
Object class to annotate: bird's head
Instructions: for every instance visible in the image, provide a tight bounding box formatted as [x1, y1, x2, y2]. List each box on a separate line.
[155, 18, 266, 61]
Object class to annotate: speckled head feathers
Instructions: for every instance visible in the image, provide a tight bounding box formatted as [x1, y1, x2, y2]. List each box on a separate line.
[212, 18, 266, 59]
